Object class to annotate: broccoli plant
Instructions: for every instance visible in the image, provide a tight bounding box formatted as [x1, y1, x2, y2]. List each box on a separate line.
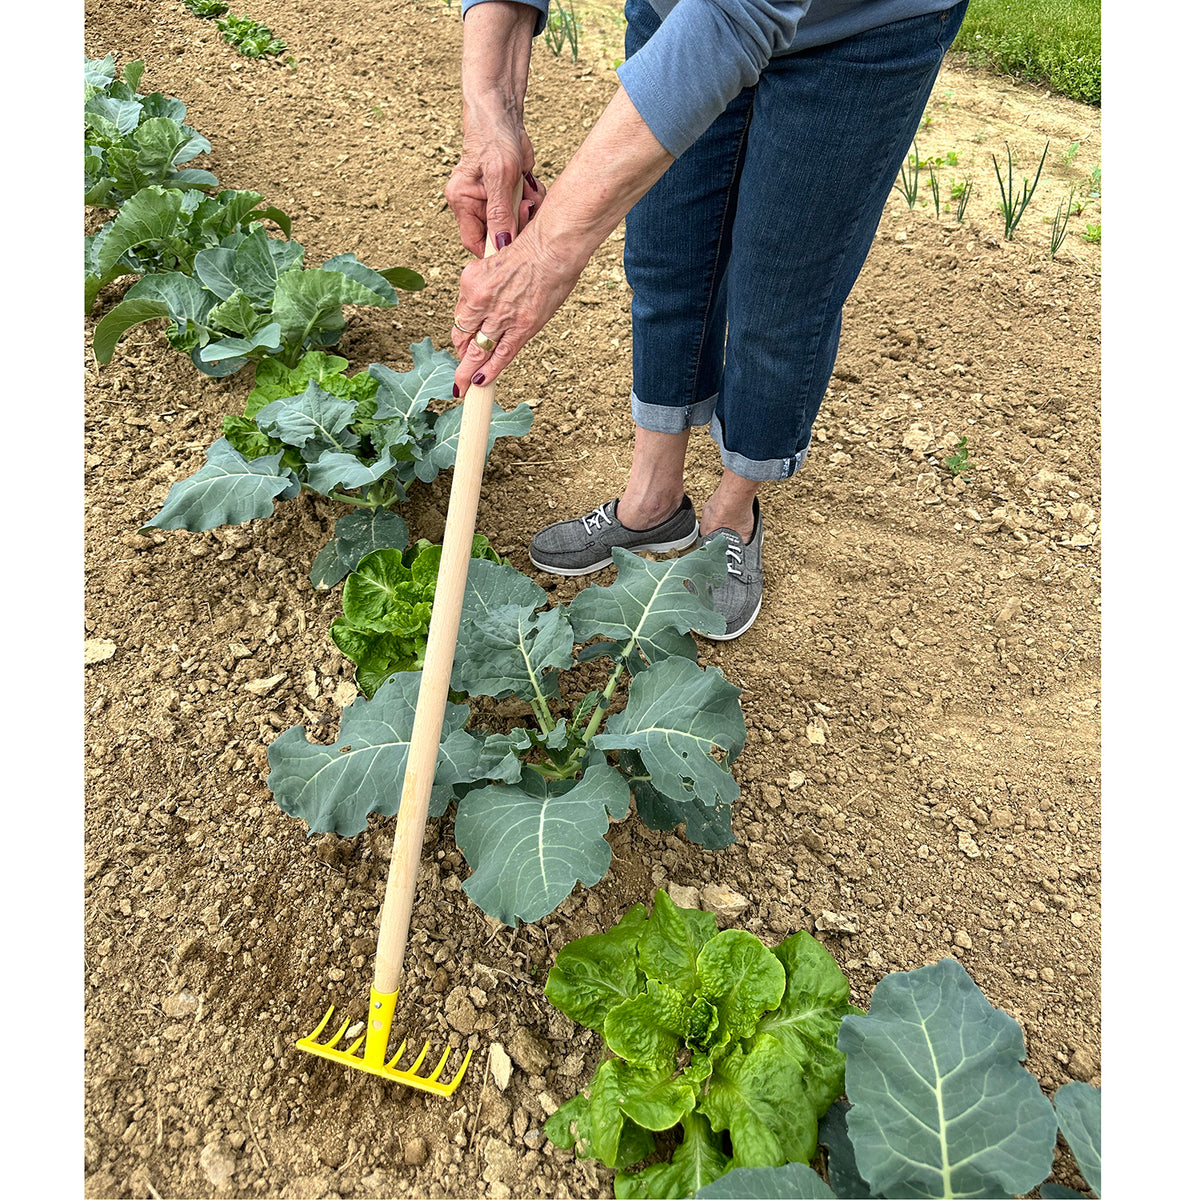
[84, 56, 218, 207]
[139, 344, 532, 582]
[266, 542, 747, 924]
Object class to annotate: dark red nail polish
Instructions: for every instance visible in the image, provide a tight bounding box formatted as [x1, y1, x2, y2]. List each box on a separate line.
[472, 372, 486, 386]
[453, 383, 460, 398]
[495, 230, 512, 249]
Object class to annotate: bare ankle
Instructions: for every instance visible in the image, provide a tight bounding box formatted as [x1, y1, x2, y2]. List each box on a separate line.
[617, 492, 684, 530]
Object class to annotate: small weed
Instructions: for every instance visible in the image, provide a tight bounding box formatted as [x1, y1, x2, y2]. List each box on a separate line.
[1062, 140, 1080, 166]
[941, 89, 955, 108]
[992, 139, 1049, 240]
[216, 14, 287, 58]
[1049, 188, 1074, 259]
[182, 0, 229, 15]
[943, 436, 974, 478]
[1089, 165, 1101, 195]
[894, 141, 920, 209]
[1080, 222, 1101, 244]
[951, 177, 973, 223]
[971, 129, 988, 144]
[544, 0, 579, 61]
[927, 160, 941, 218]
[945, 150, 960, 166]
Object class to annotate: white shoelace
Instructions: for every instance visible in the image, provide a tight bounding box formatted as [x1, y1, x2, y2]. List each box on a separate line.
[724, 542, 744, 578]
[582, 505, 613, 535]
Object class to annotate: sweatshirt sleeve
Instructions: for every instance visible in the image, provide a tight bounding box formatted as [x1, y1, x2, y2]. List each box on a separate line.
[461, 0, 550, 38]
[617, 0, 812, 158]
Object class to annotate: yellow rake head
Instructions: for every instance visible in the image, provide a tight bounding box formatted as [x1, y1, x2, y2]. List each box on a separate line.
[296, 986, 472, 1097]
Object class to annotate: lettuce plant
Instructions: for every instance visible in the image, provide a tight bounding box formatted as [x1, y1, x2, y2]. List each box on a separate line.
[541, 890, 856, 1199]
[84, 56, 218, 207]
[85, 185, 290, 312]
[266, 543, 746, 923]
[216, 14, 287, 58]
[91, 223, 421, 377]
[691, 958, 1102, 1200]
[330, 536, 503, 697]
[140, 343, 532, 579]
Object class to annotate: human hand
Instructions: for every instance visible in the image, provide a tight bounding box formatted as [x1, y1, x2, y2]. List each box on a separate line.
[450, 225, 585, 395]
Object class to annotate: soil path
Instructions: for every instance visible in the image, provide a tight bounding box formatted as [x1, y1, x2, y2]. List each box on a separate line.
[84, 4, 1101, 1198]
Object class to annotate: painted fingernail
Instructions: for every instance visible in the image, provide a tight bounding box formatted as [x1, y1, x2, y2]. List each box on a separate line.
[472, 372, 486, 386]
[495, 230, 512, 249]
[453, 383, 460, 398]
[524, 171, 537, 189]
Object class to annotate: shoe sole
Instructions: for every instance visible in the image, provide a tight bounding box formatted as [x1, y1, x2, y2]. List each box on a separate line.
[529, 526, 699, 576]
[699, 593, 763, 641]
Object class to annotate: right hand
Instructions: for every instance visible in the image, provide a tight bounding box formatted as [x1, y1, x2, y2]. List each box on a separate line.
[445, 116, 546, 259]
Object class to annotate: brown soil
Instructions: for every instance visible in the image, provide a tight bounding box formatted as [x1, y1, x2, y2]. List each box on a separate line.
[83, 3, 1101, 1198]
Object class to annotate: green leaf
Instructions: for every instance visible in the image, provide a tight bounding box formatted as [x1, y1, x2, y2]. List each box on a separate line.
[756, 931, 855, 1111]
[636, 887, 718, 996]
[92, 296, 170, 363]
[701, 1037, 817, 1167]
[132, 116, 197, 177]
[818, 1100, 879, 1199]
[378, 266, 425, 291]
[266, 672, 492, 835]
[696, 930, 786, 1046]
[593, 656, 745, 811]
[461, 557, 548, 628]
[838, 957, 1058, 1199]
[254, 380, 358, 450]
[568, 540, 729, 662]
[545, 1082, 657, 1171]
[321, 253, 400, 305]
[418, 401, 534, 482]
[341, 548, 434, 633]
[1054, 1083, 1101, 1195]
[451, 603, 575, 703]
[456, 763, 631, 925]
[95, 186, 183, 276]
[198, 328, 281, 363]
[622, 750, 735, 849]
[369, 340, 457, 422]
[304, 448, 397, 496]
[235, 224, 305, 307]
[310, 538, 352, 591]
[253, 205, 291, 238]
[328, 621, 423, 698]
[206, 288, 269, 337]
[695, 1163, 836, 1200]
[331, 509, 410, 572]
[544, 905, 649, 1033]
[603, 979, 688, 1071]
[271, 266, 386, 349]
[618, 1110, 732, 1200]
[141, 439, 294, 532]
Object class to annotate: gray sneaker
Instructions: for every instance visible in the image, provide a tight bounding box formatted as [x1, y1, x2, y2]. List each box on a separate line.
[529, 497, 699, 576]
[696, 498, 764, 640]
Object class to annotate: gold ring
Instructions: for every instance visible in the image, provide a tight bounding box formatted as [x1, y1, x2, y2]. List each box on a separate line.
[473, 331, 498, 352]
[453, 317, 475, 335]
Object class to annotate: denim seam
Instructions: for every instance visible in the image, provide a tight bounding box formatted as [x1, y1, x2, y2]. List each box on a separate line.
[685, 101, 756, 409]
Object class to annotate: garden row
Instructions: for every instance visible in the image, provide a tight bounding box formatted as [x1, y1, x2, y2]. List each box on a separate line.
[84, 52, 1100, 1200]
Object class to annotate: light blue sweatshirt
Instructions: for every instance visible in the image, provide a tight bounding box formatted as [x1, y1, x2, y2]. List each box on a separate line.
[462, 0, 956, 157]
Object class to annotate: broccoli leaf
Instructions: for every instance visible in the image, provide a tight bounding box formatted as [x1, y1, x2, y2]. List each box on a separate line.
[141, 439, 294, 532]
[694, 1162, 836, 1200]
[330, 508, 411, 573]
[567, 541, 729, 662]
[266, 672, 497, 835]
[417, 400, 534, 482]
[1054, 1083, 1101, 1196]
[253, 380, 358, 450]
[455, 763, 631, 925]
[593, 656, 745, 810]
[621, 749, 735, 850]
[451, 603, 576, 703]
[838, 957, 1058, 1199]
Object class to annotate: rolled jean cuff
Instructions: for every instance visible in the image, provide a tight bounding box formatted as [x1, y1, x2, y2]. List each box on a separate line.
[711, 412, 811, 481]
[631, 389, 718, 435]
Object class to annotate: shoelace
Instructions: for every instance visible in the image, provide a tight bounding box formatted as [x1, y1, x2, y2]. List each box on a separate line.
[581, 505, 613, 535]
[724, 542, 744, 578]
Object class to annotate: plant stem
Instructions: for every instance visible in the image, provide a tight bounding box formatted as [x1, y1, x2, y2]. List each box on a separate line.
[580, 657, 627, 747]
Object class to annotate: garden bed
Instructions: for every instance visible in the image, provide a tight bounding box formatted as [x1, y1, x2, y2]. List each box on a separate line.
[83, 2, 1101, 1197]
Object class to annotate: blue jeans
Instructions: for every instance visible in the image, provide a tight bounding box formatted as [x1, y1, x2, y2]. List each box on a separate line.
[624, 0, 968, 481]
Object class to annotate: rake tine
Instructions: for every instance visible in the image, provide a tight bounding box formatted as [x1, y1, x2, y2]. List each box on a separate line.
[421, 1043, 454, 1083]
[346, 1034, 367, 1056]
[385, 1040, 409, 1071]
[324, 1015, 354, 1049]
[405, 1041, 431, 1074]
[305, 1005, 336, 1042]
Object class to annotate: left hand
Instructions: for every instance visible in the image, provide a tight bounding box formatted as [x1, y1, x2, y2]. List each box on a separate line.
[450, 224, 586, 395]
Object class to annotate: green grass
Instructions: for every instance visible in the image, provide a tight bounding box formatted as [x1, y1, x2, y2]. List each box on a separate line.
[951, 0, 1101, 106]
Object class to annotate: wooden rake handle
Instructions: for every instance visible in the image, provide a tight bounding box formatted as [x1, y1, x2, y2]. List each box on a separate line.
[372, 209, 516, 995]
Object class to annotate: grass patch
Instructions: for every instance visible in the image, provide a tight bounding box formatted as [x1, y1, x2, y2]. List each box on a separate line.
[951, 0, 1100, 106]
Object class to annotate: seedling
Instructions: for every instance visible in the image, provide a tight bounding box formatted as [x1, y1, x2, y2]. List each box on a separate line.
[951, 177, 972, 224]
[1062, 140, 1080, 166]
[943, 435, 973, 477]
[216, 14, 287, 57]
[544, 0, 579, 61]
[1049, 188, 1075, 260]
[1081, 222, 1101, 244]
[894, 141, 920, 209]
[927, 160, 941, 217]
[945, 149, 959, 166]
[182, 0, 229, 16]
[992, 139, 1049, 240]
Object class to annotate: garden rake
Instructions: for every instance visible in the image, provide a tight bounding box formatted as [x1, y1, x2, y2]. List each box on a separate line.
[295, 214, 517, 1097]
